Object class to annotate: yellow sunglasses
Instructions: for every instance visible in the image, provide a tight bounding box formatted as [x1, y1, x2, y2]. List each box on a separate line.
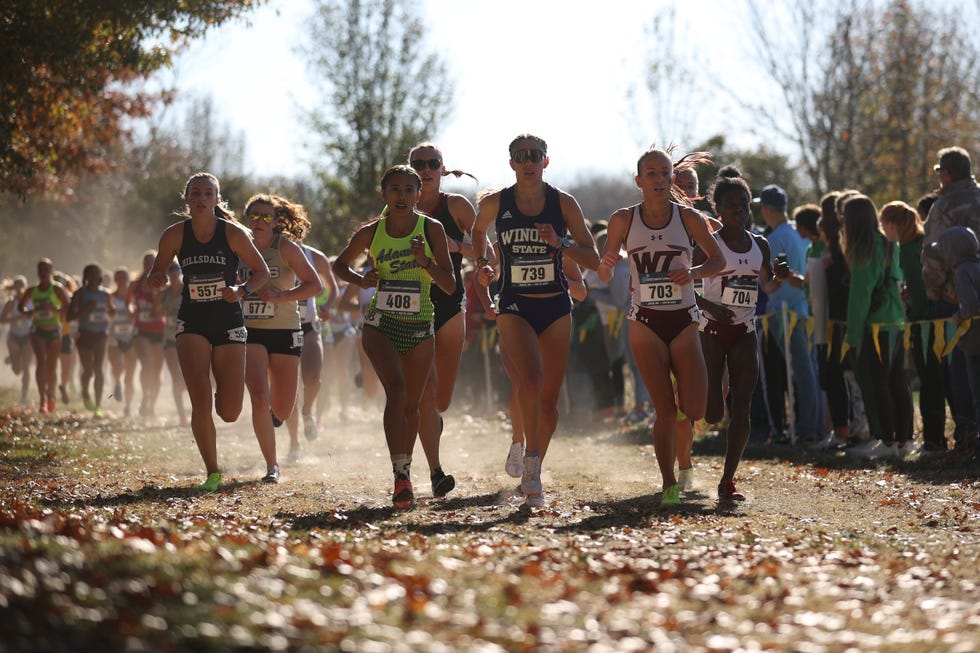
[247, 212, 276, 223]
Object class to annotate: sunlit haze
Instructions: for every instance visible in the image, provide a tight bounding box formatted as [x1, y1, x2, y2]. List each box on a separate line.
[166, 0, 770, 192]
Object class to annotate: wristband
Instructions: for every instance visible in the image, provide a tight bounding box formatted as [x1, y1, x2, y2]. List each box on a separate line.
[241, 283, 252, 296]
[476, 256, 490, 266]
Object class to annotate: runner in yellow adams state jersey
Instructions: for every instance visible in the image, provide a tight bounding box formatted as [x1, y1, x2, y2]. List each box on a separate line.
[332, 164, 456, 510]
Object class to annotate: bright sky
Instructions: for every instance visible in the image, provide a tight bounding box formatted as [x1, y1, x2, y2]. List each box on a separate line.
[168, 0, 769, 191]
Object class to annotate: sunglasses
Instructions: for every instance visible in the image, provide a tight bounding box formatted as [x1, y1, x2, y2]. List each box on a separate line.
[410, 158, 442, 171]
[247, 212, 276, 223]
[512, 149, 545, 164]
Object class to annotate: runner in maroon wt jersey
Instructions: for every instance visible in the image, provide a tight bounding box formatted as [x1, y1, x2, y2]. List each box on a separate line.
[597, 148, 724, 507]
[693, 166, 781, 503]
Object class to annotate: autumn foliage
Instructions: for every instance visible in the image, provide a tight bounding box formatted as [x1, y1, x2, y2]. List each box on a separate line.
[0, 1, 262, 201]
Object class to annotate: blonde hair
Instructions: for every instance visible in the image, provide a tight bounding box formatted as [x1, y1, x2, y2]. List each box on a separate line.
[878, 200, 923, 244]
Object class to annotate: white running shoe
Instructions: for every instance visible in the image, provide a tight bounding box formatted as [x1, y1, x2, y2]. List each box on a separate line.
[678, 467, 695, 492]
[520, 454, 542, 496]
[812, 433, 845, 450]
[303, 413, 318, 441]
[897, 440, 919, 459]
[865, 441, 899, 459]
[525, 490, 545, 508]
[505, 441, 524, 477]
[847, 437, 882, 455]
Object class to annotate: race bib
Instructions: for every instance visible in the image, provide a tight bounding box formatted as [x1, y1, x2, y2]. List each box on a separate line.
[188, 275, 227, 302]
[89, 307, 108, 323]
[721, 277, 758, 308]
[243, 299, 275, 319]
[510, 256, 555, 287]
[375, 279, 421, 315]
[227, 326, 248, 343]
[639, 272, 681, 306]
[112, 323, 134, 338]
[35, 308, 54, 321]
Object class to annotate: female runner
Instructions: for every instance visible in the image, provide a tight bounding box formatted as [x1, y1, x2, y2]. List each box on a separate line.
[472, 134, 600, 508]
[67, 263, 112, 415]
[693, 166, 780, 501]
[18, 259, 70, 413]
[409, 142, 483, 497]
[240, 194, 321, 483]
[597, 148, 724, 507]
[147, 172, 270, 490]
[332, 164, 455, 509]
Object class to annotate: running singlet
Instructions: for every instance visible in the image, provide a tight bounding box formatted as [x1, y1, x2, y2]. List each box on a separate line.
[30, 285, 62, 331]
[625, 203, 697, 313]
[298, 245, 319, 327]
[77, 287, 110, 333]
[367, 213, 434, 322]
[132, 281, 165, 334]
[421, 192, 465, 308]
[8, 299, 32, 338]
[109, 295, 134, 342]
[162, 287, 181, 342]
[177, 218, 242, 323]
[242, 233, 299, 330]
[496, 184, 568, 296]
[700, 234, 763, 327]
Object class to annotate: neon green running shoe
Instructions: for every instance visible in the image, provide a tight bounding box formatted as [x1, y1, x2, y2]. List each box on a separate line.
[660, 483, 681, 507]
[83, 397, 96, 412]
[93, 407, 103, 417]
[199, 472, 222, 491]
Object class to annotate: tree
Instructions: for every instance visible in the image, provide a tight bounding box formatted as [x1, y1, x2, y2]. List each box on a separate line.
[628, 6, 711, 150]
[302, 0, 455, 240]
[692, 135, 810, 226]
[0, 1, 261, 201]
[745, 0, 980, 204]
[0, 96, 251, 280]
[565, 173, 640, 227]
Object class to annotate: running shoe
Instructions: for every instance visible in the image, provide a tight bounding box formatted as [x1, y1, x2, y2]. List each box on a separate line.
[525, 489, 546, 508]
[678, 467, 695, 492]
[505, 441, 524, 478]
[520, 454, 542, 496]
[897, 440, 918, 459]
[199, 472, 222, 491]
[865, 441, 900, 459]
[660, 484, 681, 506]
[847, 437, 882, 455]
[39, 400, 48, 414]
[83, 397, 96, 412]
[270, 409, 283, 428]
[430, 469, 456, 498]
[113, 383, 122, 401]
[303, 413, 317, 441]
[262, 465, 281, 483]
[45, 397, 56, 413]
[393, 475, 414, 509]
[811, 432, 846, 450]
[93, 408, 103, 418]
[622, 409, 648, 425]
[718, 479, 746, 502]
[286, 446, 300, 465]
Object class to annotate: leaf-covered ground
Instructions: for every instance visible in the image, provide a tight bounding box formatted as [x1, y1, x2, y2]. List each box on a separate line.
[0, 389, 977, 652]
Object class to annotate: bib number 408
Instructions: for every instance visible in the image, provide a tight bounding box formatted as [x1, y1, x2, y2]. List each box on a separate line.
[385, 293, 413, 311]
